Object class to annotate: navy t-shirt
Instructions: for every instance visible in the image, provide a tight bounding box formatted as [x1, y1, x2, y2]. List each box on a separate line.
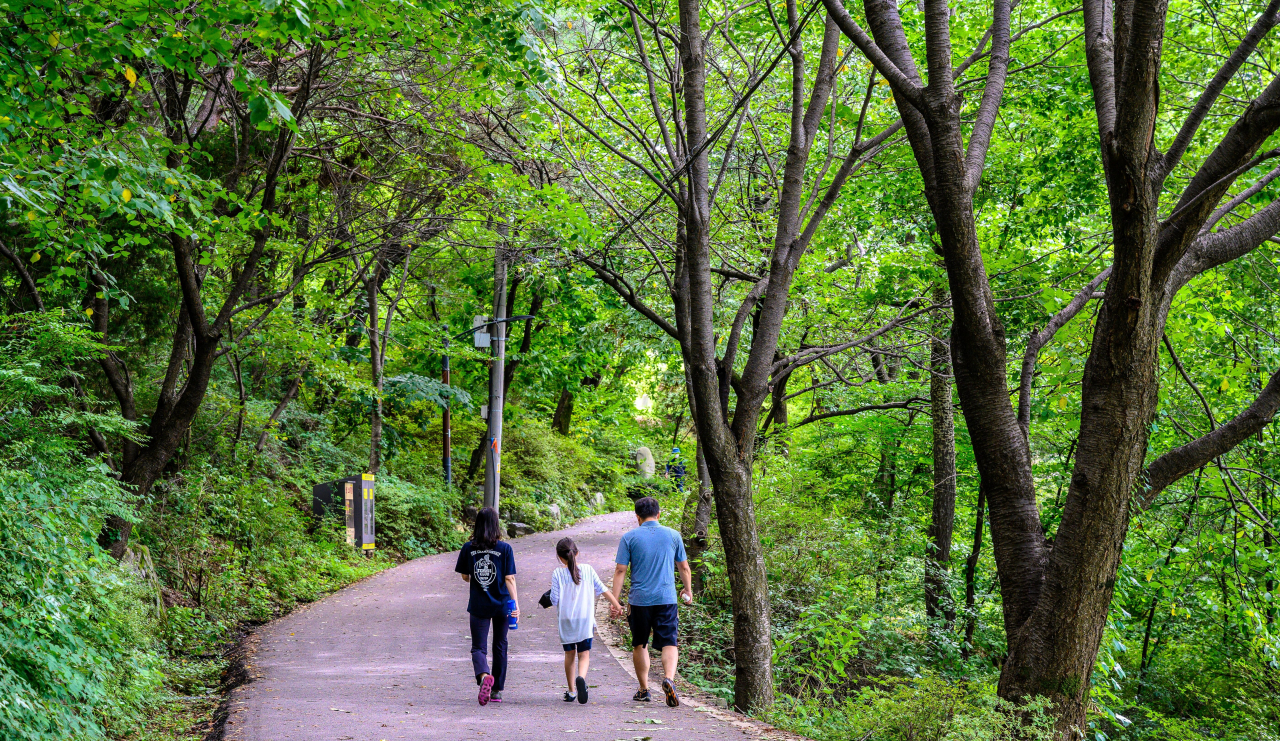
[455, 540, 517, 618]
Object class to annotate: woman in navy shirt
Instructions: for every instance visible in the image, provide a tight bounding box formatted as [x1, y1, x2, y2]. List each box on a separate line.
[455, 507, 519, 705]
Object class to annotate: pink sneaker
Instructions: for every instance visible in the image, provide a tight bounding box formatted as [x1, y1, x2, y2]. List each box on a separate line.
[478, 674, 494, 706]
[490, 690, 503, 702]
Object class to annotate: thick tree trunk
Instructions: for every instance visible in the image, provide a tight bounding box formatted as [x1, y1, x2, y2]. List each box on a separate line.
[707, 457, 772, 710]
[552, 387, 574, 435]
[925, 286, 956, 623]
[998, 288, 1162, 731]
[673, 0, 776, 709]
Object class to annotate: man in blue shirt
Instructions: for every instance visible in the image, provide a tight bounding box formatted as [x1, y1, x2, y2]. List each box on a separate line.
[611, 496, 692, 707]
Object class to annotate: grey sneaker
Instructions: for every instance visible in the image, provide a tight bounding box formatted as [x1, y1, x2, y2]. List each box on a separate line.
[490, 690, 503, 703]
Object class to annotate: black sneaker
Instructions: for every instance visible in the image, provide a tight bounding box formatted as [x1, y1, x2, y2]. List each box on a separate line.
[661, 678, 680, 707]
[563, 691, 576, 702]
[632, 689, 651, 702]
[576, 676, 588, 704]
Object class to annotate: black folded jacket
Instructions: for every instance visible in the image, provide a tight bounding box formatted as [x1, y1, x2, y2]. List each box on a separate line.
[539, 589, 553, 609]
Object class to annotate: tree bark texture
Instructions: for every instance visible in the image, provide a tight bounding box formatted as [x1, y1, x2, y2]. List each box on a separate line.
[925, 285, 956, 623]
[682, 445, 715, 594]
[552, 387, 574, 435]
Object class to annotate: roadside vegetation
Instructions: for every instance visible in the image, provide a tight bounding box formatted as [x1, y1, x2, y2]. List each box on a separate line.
[4, 0, 1280, 738]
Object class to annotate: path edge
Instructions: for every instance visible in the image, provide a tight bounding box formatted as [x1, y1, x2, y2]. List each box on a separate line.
[593, 585, 812, 741]
[202, 566, 390, 741]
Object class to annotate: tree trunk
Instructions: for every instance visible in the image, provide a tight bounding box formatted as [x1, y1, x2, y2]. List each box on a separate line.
[961, 483, 985, 659]
[552, 387, 574, 435]
[925, 286, 957, 623]
[673, 0, 776, 708]
[770, 367, 790, 455]
[682, 445, 714, 594]
[255, 373, 304, 453]
[707, 457, 772, 710]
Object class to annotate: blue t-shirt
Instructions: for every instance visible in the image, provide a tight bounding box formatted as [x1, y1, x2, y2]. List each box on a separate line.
[455, 540, 517, 618]
[615, 521, 687, 606]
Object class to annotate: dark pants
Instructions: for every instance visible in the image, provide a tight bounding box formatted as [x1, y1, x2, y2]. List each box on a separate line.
[469, 614, 508, 691]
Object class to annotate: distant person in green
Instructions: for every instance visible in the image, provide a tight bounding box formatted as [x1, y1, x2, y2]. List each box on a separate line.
[610, 496, 692, 707]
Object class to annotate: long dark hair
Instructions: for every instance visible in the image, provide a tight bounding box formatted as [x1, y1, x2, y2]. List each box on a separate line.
[556, 537, 580, 585]
[472, 507, 500, 550]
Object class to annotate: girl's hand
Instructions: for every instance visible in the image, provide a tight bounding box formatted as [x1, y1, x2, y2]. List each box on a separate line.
[510, 606, 521, 619]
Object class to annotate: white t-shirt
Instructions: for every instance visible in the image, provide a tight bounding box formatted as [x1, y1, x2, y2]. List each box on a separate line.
[550, 563, 607, 644]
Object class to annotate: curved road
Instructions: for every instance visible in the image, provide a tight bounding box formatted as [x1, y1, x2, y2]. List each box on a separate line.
[222, 511, 786, 741]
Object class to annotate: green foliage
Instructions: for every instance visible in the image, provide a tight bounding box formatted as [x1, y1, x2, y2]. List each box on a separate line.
[0, 313, 160, 740]
[371, 473, 464, 557]
[768, 678, 1057, 741]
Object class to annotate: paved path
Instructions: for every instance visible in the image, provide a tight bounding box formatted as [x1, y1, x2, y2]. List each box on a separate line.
[223, 511, 767, 741]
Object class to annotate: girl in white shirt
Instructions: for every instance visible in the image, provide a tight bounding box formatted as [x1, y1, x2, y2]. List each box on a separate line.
[550, 537, 623, 704]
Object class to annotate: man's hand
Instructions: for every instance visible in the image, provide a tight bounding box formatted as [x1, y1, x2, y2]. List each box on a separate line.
[680, 586, 693, 605]
[609, 603, 625, 619]
[510, 605, 521, 619]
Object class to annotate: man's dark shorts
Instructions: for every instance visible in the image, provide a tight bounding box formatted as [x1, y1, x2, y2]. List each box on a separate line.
[628, 604, 678, 649]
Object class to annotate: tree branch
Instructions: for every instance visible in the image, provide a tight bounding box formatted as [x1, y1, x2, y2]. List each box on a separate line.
[580, 254, 681, 340]
[793, 397, 928, 427]
[1162, 333, 1216, 430]
[1158, 0, 1280, 179]
[1141, 368, 1280, 509]
[1017, 266, 1111, 438]
[964, 0, 1013, 192]
[820, 0, 925, 108]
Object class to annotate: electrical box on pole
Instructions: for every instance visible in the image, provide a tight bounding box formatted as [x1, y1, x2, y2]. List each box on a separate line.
[472, 315, 491, 348]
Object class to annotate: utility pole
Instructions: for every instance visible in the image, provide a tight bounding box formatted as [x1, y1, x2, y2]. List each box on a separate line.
[444, 313, 531, 504]
[441, 337, 452, 486]
[484, 248, 508, 511]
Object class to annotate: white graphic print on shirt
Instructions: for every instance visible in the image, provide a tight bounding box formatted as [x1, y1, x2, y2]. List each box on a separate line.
[473, 551, 498, 589]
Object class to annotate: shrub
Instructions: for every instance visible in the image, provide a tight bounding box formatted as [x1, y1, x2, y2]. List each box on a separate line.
[373, 473, 465, 556]
[768, 677, 1055, 741]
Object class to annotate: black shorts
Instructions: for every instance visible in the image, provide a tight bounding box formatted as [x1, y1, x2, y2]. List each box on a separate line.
[562, 638, 593, 652]
[628, 603, 678, 649]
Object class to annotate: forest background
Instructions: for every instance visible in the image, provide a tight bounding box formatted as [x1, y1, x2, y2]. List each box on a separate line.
[1, 0, 1278, 739]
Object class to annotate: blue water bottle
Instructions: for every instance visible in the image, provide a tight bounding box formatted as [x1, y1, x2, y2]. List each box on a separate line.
[506, 598, 518, 630]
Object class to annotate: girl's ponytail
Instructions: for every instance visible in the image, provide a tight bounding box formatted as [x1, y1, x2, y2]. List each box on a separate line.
[556, 537, 581, 585]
